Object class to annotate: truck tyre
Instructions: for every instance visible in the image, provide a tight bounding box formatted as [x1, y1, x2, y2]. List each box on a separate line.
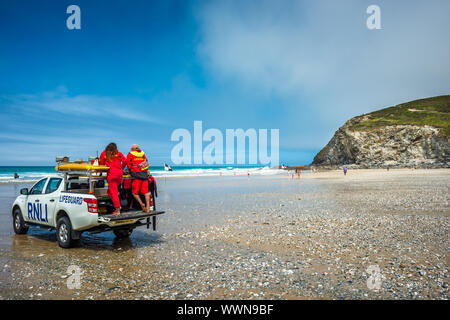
[113, 228, 133, 238]
[13, 207, 28, 234]
[57, 216, 75, 248]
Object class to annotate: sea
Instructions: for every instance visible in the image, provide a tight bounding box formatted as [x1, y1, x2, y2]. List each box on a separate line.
[0, 165, 283, 183]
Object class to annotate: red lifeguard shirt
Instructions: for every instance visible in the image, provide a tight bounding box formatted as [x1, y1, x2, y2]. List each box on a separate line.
[99, 151, 127, 177]
[127, 150, 149, 173]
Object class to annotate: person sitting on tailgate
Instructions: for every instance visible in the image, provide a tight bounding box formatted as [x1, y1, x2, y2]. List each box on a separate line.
[126, 144, 151, 213]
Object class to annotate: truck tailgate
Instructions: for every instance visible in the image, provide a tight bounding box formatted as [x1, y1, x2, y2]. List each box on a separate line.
[101, 210, 164, 221]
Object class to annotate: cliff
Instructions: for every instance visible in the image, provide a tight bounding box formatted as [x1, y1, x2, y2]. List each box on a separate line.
[312, 95, 450, 168]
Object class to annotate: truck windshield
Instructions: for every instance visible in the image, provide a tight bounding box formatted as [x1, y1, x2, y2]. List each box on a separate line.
[30, 178, 48, 195]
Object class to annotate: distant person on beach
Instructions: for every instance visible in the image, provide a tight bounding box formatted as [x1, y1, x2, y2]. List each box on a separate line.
[99, 142, 127, 215]
[387, 166, 390, 171]
[14, 172, 19, 179]
[343, 167, 347, 176]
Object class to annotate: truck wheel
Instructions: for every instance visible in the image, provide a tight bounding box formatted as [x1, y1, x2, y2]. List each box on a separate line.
[113, 229, 133, 238]
[13, 207, 28, 234]
[57, 216, 75, 248]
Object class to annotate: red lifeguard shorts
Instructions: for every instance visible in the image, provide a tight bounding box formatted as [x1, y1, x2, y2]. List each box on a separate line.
[132, 179, 149, 195]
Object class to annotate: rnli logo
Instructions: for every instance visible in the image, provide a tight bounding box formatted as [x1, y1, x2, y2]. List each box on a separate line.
[27, 202, 49, 222]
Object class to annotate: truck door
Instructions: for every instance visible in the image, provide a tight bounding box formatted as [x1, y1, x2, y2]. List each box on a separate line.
[43, 177, 63, 226]
[24, 178, 51, 225]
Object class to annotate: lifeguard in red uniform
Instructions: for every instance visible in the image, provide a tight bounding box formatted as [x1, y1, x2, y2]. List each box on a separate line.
[99, 142, 127, 215]
[126, 144, 151, 212]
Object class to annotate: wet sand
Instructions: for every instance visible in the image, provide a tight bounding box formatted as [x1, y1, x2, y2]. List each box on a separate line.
[0, 169, 448, 300]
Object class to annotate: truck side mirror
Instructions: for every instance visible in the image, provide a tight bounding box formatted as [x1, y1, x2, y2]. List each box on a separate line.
[20, 188, 29, 195]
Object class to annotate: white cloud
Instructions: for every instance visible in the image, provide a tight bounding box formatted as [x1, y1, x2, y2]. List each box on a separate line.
[0, 88, 173, 165]
[1, 88, 164, 124]
[196, 0, 450, 148]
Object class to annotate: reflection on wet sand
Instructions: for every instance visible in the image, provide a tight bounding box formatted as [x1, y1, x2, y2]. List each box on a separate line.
[11, 229, 163, 253]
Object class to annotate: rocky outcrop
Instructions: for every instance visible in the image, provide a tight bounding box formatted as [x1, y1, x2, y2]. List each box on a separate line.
[312, 120, 450, 169]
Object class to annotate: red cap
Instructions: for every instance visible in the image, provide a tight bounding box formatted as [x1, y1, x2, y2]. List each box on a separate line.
[131, 144, 140, 150]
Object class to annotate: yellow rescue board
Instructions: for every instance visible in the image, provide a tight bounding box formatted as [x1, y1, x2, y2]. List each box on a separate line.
[56, 164, 110, 172]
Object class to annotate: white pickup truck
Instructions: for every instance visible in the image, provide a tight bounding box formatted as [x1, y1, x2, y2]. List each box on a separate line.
[11, 172, 164, 248]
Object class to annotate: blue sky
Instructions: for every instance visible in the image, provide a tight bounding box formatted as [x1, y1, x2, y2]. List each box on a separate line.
[0, 0, 449, 166]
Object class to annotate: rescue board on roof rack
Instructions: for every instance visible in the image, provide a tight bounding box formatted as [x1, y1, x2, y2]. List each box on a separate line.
[55, 164, 110, 172]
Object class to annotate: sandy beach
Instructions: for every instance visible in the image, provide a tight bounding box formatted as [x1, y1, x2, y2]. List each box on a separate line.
[0, 168, 448, 300]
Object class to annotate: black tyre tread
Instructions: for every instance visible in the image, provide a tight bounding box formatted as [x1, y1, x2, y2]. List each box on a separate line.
[57, 216, 74, 248]
[13, 208, 28, 234]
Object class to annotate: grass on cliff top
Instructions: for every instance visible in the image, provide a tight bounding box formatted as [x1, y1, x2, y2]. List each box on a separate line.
[350, 95, 450, 137]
